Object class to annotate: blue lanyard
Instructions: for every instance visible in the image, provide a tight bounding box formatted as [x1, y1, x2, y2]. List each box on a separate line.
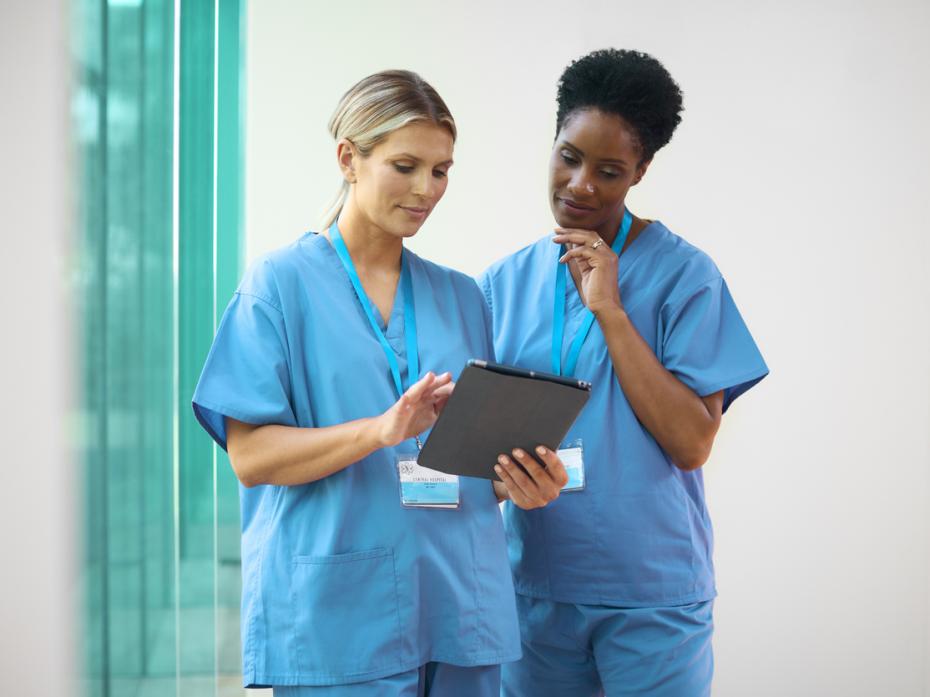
[551, 208, 633, 377]
[329, 221, 419, 399]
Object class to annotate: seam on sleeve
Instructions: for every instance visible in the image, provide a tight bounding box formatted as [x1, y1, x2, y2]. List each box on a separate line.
[662, 274, 724, 319]
[236, 290, 284, 314]
[479, 275, 493, 312]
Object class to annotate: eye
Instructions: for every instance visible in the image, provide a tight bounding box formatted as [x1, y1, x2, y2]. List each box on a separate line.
[600, 169, 620, 179]
[393, 163, 414, 174]
[432, 169, 448, 179]
[560, 151, 579, 165]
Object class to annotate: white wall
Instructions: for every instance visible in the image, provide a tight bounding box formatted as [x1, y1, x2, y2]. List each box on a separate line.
[246, 1, 930, 694]
[0, 2, 76, 695]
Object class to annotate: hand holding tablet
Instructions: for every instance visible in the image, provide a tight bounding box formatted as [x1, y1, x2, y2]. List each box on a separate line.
[417, 360, 591, 485]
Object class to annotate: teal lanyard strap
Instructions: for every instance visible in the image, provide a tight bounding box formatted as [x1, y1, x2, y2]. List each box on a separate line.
[329, 221, 419, 399]
[551, 208, 633, 377]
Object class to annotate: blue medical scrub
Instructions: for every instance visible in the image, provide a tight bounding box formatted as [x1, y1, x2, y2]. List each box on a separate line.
[479, 221, 768, 696]
[193, 232, 520, 689]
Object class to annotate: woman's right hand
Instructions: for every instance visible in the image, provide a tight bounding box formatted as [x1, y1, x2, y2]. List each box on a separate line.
[376, 371, 454, 447]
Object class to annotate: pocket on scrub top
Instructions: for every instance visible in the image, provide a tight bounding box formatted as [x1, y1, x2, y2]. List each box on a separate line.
[290, 547, 403, 678]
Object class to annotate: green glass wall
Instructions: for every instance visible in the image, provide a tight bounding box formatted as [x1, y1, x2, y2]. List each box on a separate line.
[73, 1, 246, 694]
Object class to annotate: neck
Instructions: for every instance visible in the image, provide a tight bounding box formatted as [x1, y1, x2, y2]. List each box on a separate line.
[331, 196, 403, 273]
[596, 204, 627, 248]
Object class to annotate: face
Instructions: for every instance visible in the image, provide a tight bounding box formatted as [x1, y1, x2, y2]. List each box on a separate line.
[341, 120, 454, 239]
[549, 108, 650, 234]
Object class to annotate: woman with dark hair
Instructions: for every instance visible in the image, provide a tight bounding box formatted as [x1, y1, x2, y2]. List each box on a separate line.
[480, 49, 768, 696]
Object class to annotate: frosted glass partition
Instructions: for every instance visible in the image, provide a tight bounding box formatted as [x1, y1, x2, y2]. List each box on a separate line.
[73, 1, 246, 694]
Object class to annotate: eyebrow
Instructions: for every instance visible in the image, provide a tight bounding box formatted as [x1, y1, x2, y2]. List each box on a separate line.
[561, 140, 628, 167]
[394, 152, 454, 167]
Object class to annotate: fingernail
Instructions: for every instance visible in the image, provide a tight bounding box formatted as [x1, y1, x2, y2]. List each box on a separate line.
[494, 465, 503, 475]
[498, 455, 508, 465]
[536, 446, 547, 455]
[513, 449, 525, 458]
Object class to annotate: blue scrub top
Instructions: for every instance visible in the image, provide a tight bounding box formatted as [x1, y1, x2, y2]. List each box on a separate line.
[479, 221, 768, 608]
[193, 233, 520, 688]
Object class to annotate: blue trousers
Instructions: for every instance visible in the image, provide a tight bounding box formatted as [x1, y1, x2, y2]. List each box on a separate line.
[502, 595, 714, 697]
[272, 661, 500, 696]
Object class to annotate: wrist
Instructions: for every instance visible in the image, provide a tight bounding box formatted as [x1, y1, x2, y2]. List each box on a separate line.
[592, 302, 627, 325]
[367, 414, 394, 450]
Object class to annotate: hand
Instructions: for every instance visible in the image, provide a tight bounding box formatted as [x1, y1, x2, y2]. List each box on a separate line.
[492, 446, 569, 509]
[376, 372, 454, 447]
[553, 228, 622, 314]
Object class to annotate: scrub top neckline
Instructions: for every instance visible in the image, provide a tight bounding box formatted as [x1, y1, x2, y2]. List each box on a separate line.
[561, 219, 663, 312]
[305, 231, 407, 338]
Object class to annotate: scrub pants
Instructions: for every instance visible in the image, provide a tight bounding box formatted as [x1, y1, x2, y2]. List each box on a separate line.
[272, 662, 500, 697]
[502, 595, 714, 697]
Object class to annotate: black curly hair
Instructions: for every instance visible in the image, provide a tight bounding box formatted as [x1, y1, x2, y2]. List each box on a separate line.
[556, 49, 683, 163]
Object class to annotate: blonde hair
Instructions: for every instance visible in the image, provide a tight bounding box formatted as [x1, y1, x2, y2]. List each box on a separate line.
[320, 70, 457, 230]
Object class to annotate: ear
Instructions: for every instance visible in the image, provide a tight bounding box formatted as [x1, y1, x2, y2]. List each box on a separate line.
[336, 138, 358, 184]
[632, 158, 652, 186]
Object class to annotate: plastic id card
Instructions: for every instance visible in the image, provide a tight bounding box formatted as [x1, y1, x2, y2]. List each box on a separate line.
[558, 439, 585, 492]
[397, 454, 460, 509]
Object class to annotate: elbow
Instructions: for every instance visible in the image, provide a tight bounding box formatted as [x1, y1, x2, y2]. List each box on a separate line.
[671, 434, 716, 472]
[673, 452, 708, 472]
[229, 451, 265, 488]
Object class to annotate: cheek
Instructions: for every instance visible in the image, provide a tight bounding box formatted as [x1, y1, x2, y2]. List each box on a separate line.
[432, 177, 450, 201]
[548, 162, 568, 192]
[375, 171, 409, 202]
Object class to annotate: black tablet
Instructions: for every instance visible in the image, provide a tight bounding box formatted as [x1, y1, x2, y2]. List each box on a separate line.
[417, 360, 591, 480]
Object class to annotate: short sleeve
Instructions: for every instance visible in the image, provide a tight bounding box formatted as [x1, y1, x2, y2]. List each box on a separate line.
[660, 276, 768, 412]
[477, 271, 494, 315]
[475, 272, 497, 362]
[192, 289, 296, 451]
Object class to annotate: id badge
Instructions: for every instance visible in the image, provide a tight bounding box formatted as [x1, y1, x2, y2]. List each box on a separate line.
[396, 453, 460, 509]
[558, 439, 585, 492]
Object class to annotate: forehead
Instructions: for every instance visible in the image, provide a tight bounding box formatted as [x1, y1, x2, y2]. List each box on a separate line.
[377, 121, 454, 162]
[557, 109, 640, 162]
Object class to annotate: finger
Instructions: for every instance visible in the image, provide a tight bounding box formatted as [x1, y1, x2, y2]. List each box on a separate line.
[553, 227, 600, 237]
[496, 452, 540, 505]
[514, 447, 562, 501]
[431, 381, 455, 398]
[404, 371, 436, 403]
[430, 382, 455, 414]
[422, 378, 454, 407]
[533, 445, 570, 489]
[558, 247, 600, 264]
[431, 371, 453, 389]
[553, 230, 601, 245]
[493, 461, 531, 508]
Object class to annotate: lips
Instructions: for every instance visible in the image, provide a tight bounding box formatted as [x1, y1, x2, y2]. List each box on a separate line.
[558, 197, 596, 212]
[399, 205, 429, 217]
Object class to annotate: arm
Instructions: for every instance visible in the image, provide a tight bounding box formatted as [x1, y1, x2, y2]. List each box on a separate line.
[596, 307, 722, 470]
[227, 372, 453, 487]
[555, 229, 722, 471]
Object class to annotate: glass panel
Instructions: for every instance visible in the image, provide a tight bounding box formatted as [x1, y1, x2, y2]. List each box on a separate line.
[74, 0, 245, 693]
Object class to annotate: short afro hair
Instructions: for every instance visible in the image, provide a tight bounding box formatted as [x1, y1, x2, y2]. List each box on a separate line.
[556, 49, 684, 162]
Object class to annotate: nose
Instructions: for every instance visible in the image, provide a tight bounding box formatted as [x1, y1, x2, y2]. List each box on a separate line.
[411, 169, 434, 199]
[566, 170, 595, 197]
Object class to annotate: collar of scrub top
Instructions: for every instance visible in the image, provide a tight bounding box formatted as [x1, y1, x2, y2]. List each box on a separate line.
[329, 221, 422, 448]
[551, 207, 633, 377]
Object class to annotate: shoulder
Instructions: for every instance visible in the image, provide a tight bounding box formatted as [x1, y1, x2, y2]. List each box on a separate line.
[644, 222, 723, 304]
[407, 250, 484, 302]
[479, 236, 552, 289]
[236, 233, 319, 312]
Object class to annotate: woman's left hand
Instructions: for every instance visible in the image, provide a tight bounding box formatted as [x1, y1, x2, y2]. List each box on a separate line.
[553, 228, 622, 315]
[492, 446, 568, 509]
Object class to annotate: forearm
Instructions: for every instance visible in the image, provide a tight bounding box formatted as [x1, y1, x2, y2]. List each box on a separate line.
[227, 416, 387, 488]
[596, 306, 720, 470]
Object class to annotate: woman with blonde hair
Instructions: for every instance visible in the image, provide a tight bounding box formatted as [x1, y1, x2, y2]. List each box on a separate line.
[193, 70, 567, 695]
